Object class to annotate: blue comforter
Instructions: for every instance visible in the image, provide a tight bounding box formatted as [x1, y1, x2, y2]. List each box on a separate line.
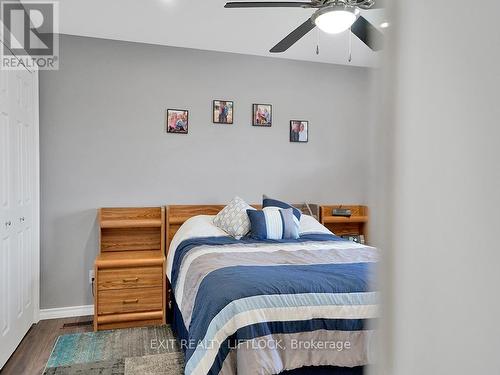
[169, 234, 378, 375]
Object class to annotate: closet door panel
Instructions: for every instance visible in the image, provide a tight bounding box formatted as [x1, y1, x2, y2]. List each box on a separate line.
[0, 112, 8, 210]
[0, 67, 38, 369]
[0, 235, 12, 339]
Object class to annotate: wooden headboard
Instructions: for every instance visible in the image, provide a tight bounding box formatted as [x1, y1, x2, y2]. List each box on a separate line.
[165, 205, 261, 255]
[165, 203, 318, 256]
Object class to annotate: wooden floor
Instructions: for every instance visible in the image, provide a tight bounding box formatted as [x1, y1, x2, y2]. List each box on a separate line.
[1, 316, 93, 375]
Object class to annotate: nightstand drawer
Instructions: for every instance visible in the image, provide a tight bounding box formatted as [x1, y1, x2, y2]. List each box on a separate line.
[97, 267, 163, 290]
[97, 287, 163, 315]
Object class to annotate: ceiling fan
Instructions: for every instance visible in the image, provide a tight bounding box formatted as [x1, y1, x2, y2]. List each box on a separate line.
[224, 0, 384, 53]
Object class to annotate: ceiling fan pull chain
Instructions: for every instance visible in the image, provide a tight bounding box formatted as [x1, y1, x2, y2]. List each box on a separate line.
[316, 28, 320, 55]
[348, 27, 352, 62]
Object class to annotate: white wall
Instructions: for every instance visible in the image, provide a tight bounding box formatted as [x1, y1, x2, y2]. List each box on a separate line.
[375, 1, 500, 373]
[39, 35, 373, 309]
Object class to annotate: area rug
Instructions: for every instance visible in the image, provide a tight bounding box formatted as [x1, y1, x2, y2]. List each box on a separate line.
[43, 325, 184, 375]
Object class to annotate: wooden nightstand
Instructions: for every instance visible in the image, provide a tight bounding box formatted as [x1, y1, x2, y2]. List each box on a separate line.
[93, 207, 166, 331]
[319, 205, 369, 244]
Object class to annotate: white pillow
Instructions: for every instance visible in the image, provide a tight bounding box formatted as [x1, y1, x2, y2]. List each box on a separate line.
[299, 214, 333, 235]
[213, 196, 256, 239]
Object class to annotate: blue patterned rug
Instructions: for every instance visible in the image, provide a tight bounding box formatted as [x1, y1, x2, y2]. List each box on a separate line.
[43, 325, 184, 375]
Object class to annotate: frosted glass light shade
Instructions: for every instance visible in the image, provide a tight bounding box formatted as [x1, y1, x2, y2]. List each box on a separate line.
[313, 5, 359, 34]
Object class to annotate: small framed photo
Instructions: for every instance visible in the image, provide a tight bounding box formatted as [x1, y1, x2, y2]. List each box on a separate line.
[252, 104, 272, 127]
[213, 100, 234, 124]
[166, 109, 189, 134]
[290, 120, 308, 143]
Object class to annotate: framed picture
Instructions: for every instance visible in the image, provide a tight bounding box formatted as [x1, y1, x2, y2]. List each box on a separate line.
[213, 100, 234, 124]
[166, 109, 189, 134]
[290, 120, 308, 143]
[252, 104, 272, 127]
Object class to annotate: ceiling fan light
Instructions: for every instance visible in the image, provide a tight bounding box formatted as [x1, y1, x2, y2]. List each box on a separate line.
[312, 5, 359, 34]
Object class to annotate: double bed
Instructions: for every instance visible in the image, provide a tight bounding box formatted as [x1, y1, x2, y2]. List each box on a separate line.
[165, 205, 379, 375]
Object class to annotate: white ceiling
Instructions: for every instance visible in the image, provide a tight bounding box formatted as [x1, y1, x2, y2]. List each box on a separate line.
[59, 0, 385, 67]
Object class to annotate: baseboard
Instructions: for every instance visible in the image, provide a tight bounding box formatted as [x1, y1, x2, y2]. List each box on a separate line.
[39, 305, 94, 320]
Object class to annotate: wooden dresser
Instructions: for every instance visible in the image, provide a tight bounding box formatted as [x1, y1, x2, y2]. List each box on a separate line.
[93, 207, 166, 331]
[319, 205, 369, 244]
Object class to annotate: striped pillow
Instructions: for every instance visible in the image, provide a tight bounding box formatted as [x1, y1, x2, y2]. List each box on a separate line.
[262, 195, 302, 221]
[246, 207, 299, 240]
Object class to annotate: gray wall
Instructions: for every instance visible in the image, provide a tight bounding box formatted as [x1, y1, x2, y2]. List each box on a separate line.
[40, 35, 373, 309]
[374, 1, 500, 374]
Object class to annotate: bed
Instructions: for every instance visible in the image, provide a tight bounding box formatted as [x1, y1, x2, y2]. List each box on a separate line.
[165, 205, 379, 375]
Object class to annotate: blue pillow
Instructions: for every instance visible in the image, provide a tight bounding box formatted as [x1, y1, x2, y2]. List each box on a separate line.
[246, 208, 299, 240]
[262, 195, 301, 221]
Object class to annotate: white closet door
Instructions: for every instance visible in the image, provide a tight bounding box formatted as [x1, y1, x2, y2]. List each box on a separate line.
[0, 65, 39, 369]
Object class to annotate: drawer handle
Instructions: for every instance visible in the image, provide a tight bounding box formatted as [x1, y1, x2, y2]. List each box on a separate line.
[123, 299, 139, 304]
[123, 277, 139, 282]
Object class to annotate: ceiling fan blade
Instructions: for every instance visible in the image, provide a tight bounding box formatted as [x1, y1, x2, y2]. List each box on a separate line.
[363, 0, 385, 9]
[225, 2, 312, 8]
[270, 18, 315, 53]
[351, 15, 384, 51]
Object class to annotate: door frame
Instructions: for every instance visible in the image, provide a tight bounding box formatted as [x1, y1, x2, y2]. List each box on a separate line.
[32, 65, 40, 323]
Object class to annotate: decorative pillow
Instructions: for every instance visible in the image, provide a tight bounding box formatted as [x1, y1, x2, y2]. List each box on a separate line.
[299, 214, 333, 235]
[262, 195, 302, 221]
[213, 197, 255, 239]
[246, 207, 299, 240]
